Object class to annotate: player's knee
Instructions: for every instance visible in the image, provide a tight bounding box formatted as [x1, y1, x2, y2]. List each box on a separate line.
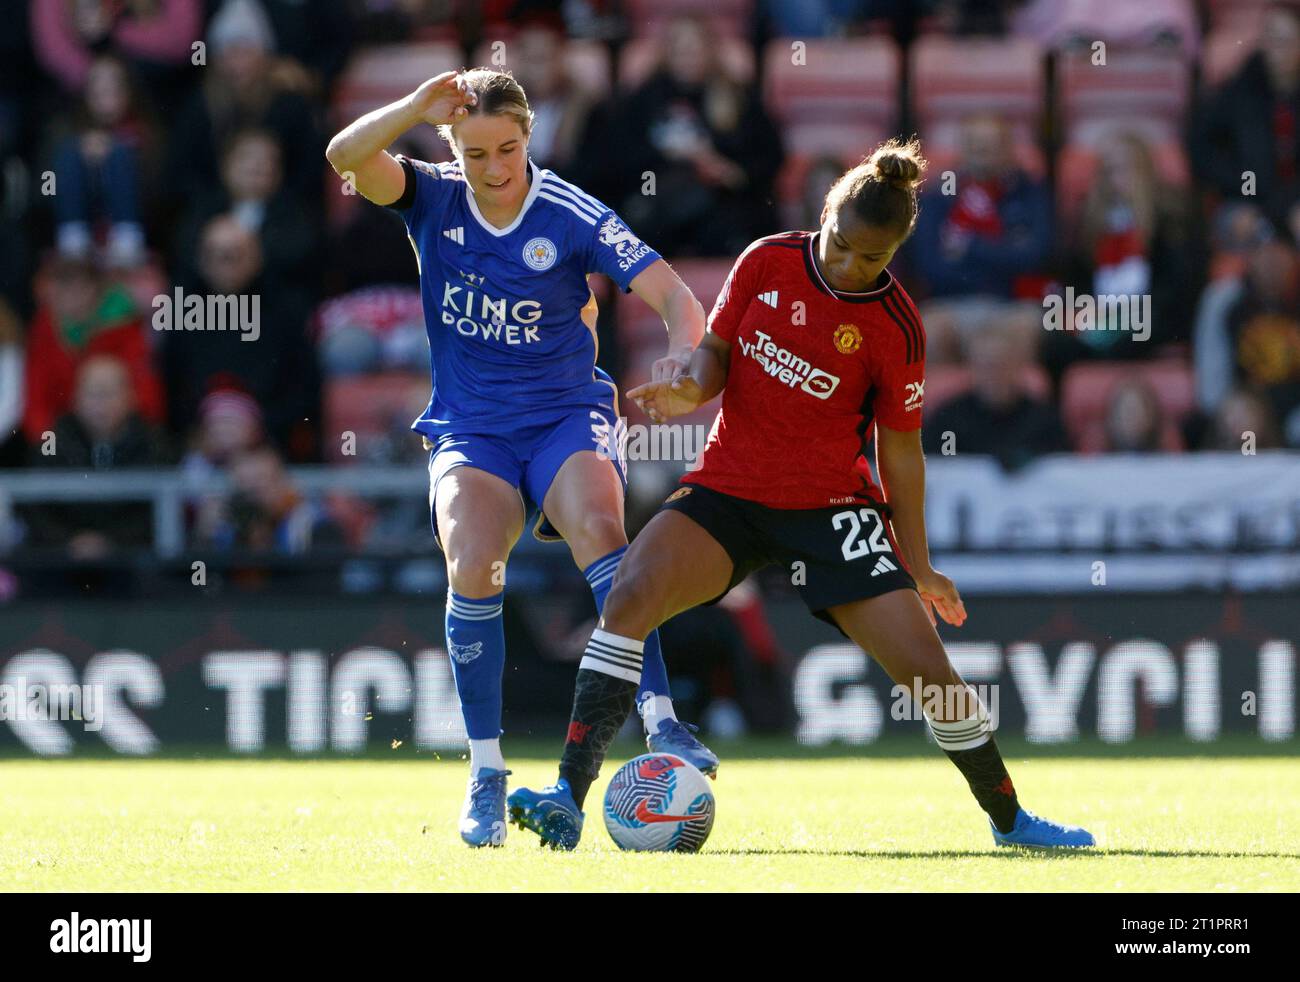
[444, 543, 507, 597]
[602, 566, 666, 637]
[565, 510, 627, 561]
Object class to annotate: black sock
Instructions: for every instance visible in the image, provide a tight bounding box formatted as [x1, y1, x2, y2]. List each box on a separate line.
[928, 701, 1020, 833]
[558, 630, 643, 810]
[942, 738, 1021, 834]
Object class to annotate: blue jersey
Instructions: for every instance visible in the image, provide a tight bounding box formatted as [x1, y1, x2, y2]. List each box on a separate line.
[390, 155, 661, 438]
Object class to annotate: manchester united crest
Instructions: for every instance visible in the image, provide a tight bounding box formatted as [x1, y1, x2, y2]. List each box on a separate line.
[833, 323, 862, 354]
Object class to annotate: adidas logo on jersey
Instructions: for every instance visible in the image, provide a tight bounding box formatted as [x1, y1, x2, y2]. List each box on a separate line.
[443, 227, 464, 245]
[757, 290, 779, 308]
[870, 555, 898, 577]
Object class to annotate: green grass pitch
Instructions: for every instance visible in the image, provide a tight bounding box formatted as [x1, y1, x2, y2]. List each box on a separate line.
[3, 738, 1298, 892]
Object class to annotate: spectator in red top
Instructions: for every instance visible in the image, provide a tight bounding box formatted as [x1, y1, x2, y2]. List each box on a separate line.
[1192, 1, 1300, 241]
[1056, 131, 1203, 365]
[908, 113, 1051, 300]
[21, 254, 165, 445]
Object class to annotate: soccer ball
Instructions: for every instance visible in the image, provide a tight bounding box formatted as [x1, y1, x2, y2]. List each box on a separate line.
[602, 753, 715, 852]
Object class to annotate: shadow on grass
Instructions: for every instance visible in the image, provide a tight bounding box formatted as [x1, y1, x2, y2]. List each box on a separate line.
[708, 848, 1300, 860]
[2, 734, 1297, 762]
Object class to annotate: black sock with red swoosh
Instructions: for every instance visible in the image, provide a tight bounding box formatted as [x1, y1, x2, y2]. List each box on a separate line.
[943, 740, 1021, 833]
[558, 630, 643, 810]
[930, 708, 1021, 833]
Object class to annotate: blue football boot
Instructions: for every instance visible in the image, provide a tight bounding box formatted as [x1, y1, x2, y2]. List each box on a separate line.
[991, 807, 1096, 849]
[646, 719, 719, 778]
[506, 778, 584, 850]
[459, 768, 510, 847]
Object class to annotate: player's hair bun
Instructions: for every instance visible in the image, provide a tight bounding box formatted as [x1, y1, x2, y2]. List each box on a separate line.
[823, 136, 928, 240]
[868, 139, 926, 192]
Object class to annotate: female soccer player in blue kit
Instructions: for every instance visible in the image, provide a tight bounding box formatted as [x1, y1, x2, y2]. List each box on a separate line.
[326, 69, 718, 846]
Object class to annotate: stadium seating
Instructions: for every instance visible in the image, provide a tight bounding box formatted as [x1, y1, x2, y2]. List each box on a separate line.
[1061, 360, 1195, 453]
[1056, 47, 1192, 147]
[617, 35, 755, 90]
[765, 37, 901, 231]
[1054, 141, 1192, 234]
[922, 363, 1053, 415]
[1205, 0, 1271, 31]
[763, 37, 900, 157]
[623, 0, 754, 38]
[470, 38, 612, 96]
[332, 43, 461, 130]
[909, 35, 1046, 178]
[616, 258, 734, 350]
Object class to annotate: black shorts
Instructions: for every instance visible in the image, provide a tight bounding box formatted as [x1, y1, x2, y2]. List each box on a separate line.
[660, 483, 917, 632]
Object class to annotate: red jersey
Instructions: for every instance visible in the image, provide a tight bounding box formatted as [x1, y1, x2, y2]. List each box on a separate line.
[683, 231, 926, 509]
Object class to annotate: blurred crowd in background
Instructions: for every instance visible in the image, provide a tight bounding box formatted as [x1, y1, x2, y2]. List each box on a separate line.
[0, 0, 1298, 563]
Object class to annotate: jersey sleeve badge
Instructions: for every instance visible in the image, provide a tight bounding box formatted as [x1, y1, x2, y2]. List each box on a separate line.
[597, 215, 653, 272]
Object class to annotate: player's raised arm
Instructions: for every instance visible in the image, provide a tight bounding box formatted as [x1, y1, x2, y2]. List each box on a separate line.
[325, 71, 475, 205]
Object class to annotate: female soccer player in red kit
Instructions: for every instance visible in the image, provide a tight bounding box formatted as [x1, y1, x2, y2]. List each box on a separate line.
[509, 138, 1095, 850]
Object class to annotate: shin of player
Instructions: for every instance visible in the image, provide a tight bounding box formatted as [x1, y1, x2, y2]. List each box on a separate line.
[582, 546, 675, 733]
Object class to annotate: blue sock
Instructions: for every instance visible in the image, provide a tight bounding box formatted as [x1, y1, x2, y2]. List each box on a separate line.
[583, 546, 671, 706]
[445, 589, 506, 741]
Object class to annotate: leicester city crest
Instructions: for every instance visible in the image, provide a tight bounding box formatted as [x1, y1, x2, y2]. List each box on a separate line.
[523, 236, 558, 271]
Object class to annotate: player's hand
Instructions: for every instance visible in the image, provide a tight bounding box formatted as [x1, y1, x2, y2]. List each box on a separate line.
[913, 566, 967, 628]
[627, 375, 705, 423]
[408, 71, 476, 127]
[650, 346, 693, 383]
